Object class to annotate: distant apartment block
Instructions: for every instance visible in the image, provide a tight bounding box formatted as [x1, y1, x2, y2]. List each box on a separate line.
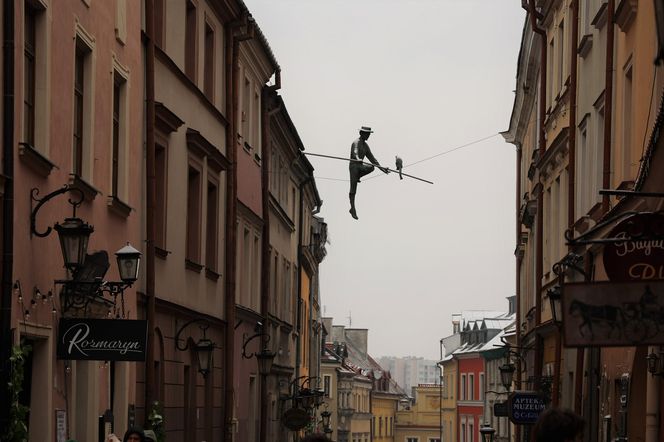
[376, 356, 440, 393]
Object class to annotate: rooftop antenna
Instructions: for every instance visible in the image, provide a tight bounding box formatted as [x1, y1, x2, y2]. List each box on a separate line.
[347, 311, 352, 328]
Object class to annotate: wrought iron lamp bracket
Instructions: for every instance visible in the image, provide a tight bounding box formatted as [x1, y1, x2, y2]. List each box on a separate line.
[552, 253, 586, 279]
[566, 209, 664, 246]
[241, 331, 271, 360]
[31, 185, 85, 237]
[55, 279, 132, 317]
[174, 318, 211, 352]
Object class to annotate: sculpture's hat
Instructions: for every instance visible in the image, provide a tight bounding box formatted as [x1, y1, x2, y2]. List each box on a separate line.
[359, 126, 374, 133]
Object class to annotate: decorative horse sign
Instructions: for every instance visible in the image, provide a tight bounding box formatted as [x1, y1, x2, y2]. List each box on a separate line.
[563, 281, 664, 346]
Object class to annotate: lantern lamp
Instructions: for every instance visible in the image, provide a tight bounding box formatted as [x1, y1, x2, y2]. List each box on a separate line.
[54, 217, 93, 271]
[195, 337, 214, 377]
[115, 243, 142, 283]
[480, 423, 496, 442]
[499, 362, 516, 391]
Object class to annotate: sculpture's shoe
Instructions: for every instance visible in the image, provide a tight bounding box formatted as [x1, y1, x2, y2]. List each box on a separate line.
[349, 208, 358, 220]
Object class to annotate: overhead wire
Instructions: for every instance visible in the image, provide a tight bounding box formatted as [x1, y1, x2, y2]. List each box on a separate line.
[264, 132, 500, 183]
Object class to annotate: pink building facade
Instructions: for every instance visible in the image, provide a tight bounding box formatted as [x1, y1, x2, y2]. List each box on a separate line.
[0, 1, 143, 440]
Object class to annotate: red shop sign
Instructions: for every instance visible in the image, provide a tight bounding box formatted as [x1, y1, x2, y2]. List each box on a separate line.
[603, 213, 664, 282]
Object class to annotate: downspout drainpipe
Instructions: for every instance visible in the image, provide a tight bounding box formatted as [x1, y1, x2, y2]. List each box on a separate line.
[514, 141, 522, 442]
[526, 0, 547, 394]
[224, 17, 253, 442]
[144, 0, 157, 419]
[259, 79, 281, 442]
[602, 0, 615, 214]
[296, 176, 311, 390]
[515, 142, 522, 397]
[0, 0, 15, 431]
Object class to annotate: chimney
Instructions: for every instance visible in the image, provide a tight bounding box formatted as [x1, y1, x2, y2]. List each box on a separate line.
[331, 325, 346, 344]
[452, 313, 461, 334]
[345, 328, 368, 356]
[322, 317, 333, 341]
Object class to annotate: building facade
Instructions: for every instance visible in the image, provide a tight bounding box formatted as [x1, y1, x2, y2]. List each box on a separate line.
[377, 356, 441, 392]
[503, 1, 664, 440]
[395, 385, 442, 442]
[0, 1, 331, 441]
[0, 1, 144, 440]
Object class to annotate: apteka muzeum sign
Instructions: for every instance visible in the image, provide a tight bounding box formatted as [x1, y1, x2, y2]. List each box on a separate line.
[57, 318, 148, 361]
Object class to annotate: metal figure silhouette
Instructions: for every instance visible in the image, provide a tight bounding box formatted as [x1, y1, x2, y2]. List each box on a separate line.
[395, 156, 403, 180]
[348, 126, 389, 219]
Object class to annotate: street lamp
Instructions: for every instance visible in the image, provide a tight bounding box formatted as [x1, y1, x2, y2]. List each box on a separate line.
[195, 337, 215, 377]
[647, 350, 664, 376]
[500, 362, 516, 391]
[241, 322, 276, 376]
[54, 217, 94, 271]
[31, 185, 141, 317]
[547, 285, 563, 325]
[116, 243, 142, 283]
[175, 319, 216, 377]
[321, 409, 331, 429]
[479, 423, 496, 442]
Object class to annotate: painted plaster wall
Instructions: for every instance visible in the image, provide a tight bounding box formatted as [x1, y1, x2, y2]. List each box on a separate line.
[12, 1, 143, 440]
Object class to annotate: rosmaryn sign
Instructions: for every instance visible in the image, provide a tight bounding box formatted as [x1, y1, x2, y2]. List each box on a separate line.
[507, 391, 547, 425]
[57, 318, 148, 361]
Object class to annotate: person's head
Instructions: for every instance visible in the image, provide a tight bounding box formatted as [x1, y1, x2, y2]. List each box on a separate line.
[123, 428, 145, 442]
[302, 434, 330, 442]
[359, 126, 373, 140]
[143, 430, 156, 442]
[533, 408, 584, 442]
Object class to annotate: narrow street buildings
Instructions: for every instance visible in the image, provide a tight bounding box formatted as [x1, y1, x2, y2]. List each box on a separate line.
[504, 1, 664, 440]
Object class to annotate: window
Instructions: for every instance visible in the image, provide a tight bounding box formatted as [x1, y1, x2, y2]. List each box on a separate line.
[622, 63, 633, 180]
[243, 227, 251, 302]
[547, 39, 554, 108]
[594, 98, 605, 207]
[155, 142, 168, 249]
[469, 421, 474, 442]
[479, 373, 485, 400]
[429, 439, 441, 442]
[185, 0, 197, 80]
[557, 19, 565, 93]
[242, 76, 251, 144]
[154, 0, 164, 47]
[324, 375, 331, 397]
[379, 417, 382, 436]
[461, 374, 466, 400]
[111, 71, 128, 199]
[576, 116, 590, 215]
[204, 21, 214, 100]
[406, 438, 419, 442]
[186, 165, 202, 262]
[469, 373, 474, 400]
[73, 43, 86, 176]
[24, 3, 36, 146]
[205, 179, 218, 270]
[253, 88, 260, 153]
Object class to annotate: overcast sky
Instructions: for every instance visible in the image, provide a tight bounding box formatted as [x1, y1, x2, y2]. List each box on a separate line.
[248, 0, 526, 360]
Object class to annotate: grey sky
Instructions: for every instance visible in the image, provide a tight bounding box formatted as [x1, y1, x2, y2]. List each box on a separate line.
[248, 0, 525, 360]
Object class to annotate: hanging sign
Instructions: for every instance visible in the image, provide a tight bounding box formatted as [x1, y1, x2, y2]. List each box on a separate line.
[603, 213, 664, 281]
[281, 407, 310, 431]
[507, 391, 547, 425]
[57, 318, 148, 361]
[493, 401, 508, 417]
[563, 281, 664, 346]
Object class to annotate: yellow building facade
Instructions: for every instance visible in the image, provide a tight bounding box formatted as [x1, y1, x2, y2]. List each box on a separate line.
[395, 385, 441, 442]
[441, 357, 457, 442]
[373, 393, 398, 441]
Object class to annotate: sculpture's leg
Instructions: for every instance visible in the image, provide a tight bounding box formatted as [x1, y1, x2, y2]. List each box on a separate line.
[349, 193, 358, 220]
